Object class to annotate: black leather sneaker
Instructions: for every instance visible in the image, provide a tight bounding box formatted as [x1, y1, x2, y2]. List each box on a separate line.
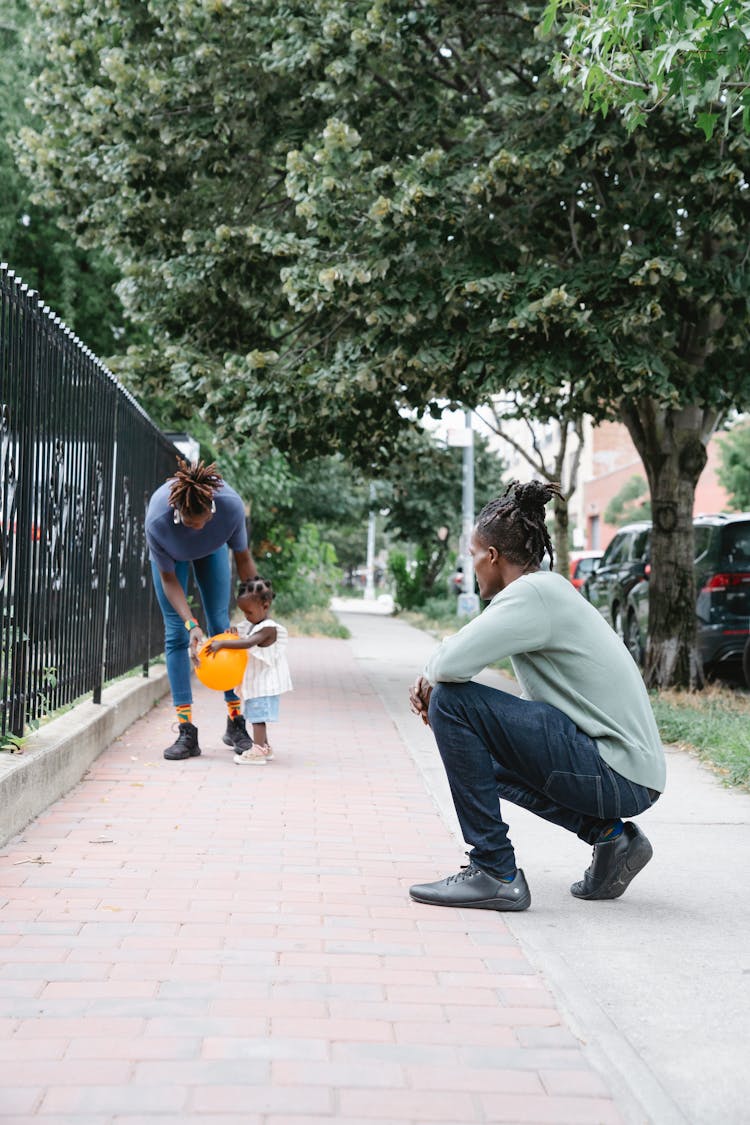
[409, 863, 531, 911]
[222, 715, 254, 753]
[571, 821, 653, 900]
[163, 722, 201, 761]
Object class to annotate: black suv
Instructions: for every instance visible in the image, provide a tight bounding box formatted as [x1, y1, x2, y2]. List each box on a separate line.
[583, 513, 750, 678]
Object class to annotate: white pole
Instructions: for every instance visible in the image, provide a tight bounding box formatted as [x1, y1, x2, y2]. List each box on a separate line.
[364, 483, 376, 601]
[462, 410, 474, 595]
[458, 411, 480, 617]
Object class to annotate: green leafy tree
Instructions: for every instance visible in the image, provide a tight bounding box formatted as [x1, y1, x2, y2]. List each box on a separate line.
[717, 421, 750, 510]
[380, 428, 507, 603]
[16, 0, 398, 460]
[0, 0, 130, 354]
[18, 1, 750, 688]
[274, 4, 750, 688]
[259, 522, 343, 614]
[251, 454, 370, 598]
[604, 475, 652, 526]
[543, 1, 750, 137]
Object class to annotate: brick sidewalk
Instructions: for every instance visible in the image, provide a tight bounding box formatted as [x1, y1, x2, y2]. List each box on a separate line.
[0, 636, 622, 1123]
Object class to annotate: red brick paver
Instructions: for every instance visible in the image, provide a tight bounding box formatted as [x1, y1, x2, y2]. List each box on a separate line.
[0, 636, 623, 1123]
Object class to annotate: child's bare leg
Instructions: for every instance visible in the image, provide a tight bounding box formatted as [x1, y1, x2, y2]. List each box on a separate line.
[252, 722, 268, 746]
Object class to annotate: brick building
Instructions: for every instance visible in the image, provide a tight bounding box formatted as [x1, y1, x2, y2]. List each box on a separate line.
[579, 420, 731, 552]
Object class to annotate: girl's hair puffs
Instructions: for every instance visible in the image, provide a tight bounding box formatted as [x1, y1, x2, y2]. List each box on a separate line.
[237, 576, 274, 604]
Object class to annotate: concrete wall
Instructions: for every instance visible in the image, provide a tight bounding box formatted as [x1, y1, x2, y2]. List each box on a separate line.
[0, 667, 170, 848]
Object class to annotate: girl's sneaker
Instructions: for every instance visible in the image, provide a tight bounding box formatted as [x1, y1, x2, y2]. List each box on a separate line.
[258, 742, 274, 760]
[234, 746, 267, 766]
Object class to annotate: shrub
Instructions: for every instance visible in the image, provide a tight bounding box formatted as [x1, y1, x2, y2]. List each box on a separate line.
[388, 548, 429, 611]
[256, 522, 342, 615]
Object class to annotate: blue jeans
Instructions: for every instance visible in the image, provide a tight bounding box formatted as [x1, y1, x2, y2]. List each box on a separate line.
[151, 546, 239, 708]
[428, 681, 657, 878]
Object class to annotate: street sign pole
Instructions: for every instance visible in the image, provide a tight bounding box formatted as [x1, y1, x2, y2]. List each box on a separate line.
[456, 411, 480, 618]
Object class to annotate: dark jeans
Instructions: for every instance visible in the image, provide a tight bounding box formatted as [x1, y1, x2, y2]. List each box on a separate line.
[428, 681, 658, 879]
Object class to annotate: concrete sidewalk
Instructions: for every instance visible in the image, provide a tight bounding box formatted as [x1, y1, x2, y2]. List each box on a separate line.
[0, 609, 747, 1124]
[1, 623, 620, 1124]
[340, 609, 750, 1125]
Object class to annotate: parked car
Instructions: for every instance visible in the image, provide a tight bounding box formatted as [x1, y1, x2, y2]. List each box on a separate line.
[569, 550, 604, 591]
[582, 513, 750, 679]
[582, 522, 651, 661]
[450, 563, 465, 595]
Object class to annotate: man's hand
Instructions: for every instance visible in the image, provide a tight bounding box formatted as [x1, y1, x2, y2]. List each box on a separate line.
[409, 676, 433, 726]
[189, 626, 206, 666]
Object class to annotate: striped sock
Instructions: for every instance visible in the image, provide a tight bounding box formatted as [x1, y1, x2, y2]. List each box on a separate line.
[226, 699, 242, 720]
[175, 704, 192, 724]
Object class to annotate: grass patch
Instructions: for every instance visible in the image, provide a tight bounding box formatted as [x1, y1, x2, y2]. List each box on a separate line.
[650, 685, 750, 790]
[285, 606, 350, 639]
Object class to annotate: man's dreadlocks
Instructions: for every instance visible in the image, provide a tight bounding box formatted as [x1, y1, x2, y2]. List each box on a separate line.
[476, 479, 564, 570]
[168, 458, 223, 516]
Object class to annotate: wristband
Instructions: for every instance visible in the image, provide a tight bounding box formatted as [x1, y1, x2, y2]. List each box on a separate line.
[184, 618, 199, 632]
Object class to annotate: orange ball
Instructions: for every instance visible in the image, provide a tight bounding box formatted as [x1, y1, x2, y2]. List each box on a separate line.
[194, 633, 248, 692]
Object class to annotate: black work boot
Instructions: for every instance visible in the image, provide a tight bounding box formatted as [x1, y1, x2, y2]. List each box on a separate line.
[163, 722, 201, 761]
[222, 714, 254, 753]
[571, 822, 653, 900]
[409, 863, 531, 912]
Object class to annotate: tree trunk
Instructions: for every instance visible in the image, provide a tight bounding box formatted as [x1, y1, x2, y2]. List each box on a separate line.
[422, 538, 449, 594]
[621, 398, 720, 690]
[553, 496, 570, 580]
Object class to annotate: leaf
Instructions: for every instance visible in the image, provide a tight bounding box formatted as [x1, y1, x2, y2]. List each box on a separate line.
[696, 112, 717, 140]
[539, 0, 561, 38]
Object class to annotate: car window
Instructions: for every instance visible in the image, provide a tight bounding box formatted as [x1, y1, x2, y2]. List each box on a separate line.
[576, 556, 599, 577]
[629, 530, 650, 562]
[600, 533, 628, 566]
[693, 525, 712, 563]
[721, 522, 750, 568]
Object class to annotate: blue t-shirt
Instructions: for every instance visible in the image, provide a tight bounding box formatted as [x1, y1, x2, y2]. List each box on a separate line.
[145, 480, 248, 573]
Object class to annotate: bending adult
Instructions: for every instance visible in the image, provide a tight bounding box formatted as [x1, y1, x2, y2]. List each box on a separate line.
[145, 458, 258, 761]
[408, 480, 665, 911]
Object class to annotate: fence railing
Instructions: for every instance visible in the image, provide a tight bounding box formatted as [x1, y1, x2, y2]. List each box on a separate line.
[0, 263, 178, 741]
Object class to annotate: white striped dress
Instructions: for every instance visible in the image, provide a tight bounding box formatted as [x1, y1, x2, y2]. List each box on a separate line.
[237, 618, 293, 700]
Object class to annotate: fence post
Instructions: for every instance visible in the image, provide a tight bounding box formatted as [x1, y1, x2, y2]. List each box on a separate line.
[9, 280, 35, 736]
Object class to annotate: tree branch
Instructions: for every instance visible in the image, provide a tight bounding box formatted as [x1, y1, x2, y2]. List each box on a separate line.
[480, 403, 549, 477]
[277, 312, 353, 366]
[568, 195, 583, 260]
[369, 70, 407, 104]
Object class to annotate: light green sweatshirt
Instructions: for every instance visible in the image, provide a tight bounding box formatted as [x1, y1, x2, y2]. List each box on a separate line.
[424, 570, 666, 792]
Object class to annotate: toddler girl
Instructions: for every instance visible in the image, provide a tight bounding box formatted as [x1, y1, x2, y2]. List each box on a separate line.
[208, 577, 292, 764]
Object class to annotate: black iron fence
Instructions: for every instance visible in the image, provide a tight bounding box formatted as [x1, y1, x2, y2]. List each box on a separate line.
[0, 263, 178, 741]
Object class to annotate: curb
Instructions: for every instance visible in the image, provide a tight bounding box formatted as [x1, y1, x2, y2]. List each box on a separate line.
[0, 666, 171, 847]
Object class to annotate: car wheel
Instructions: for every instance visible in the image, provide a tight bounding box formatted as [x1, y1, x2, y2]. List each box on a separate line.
[612, 606, 625, 643]
[624, 611, 644, 668]
[743, 639, 750, 690]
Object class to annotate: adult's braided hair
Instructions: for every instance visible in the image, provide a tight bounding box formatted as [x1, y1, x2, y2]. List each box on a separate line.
[476, 479, 563, 570]
[168, 458, 223, 516]
[237, 576, 274, 604]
